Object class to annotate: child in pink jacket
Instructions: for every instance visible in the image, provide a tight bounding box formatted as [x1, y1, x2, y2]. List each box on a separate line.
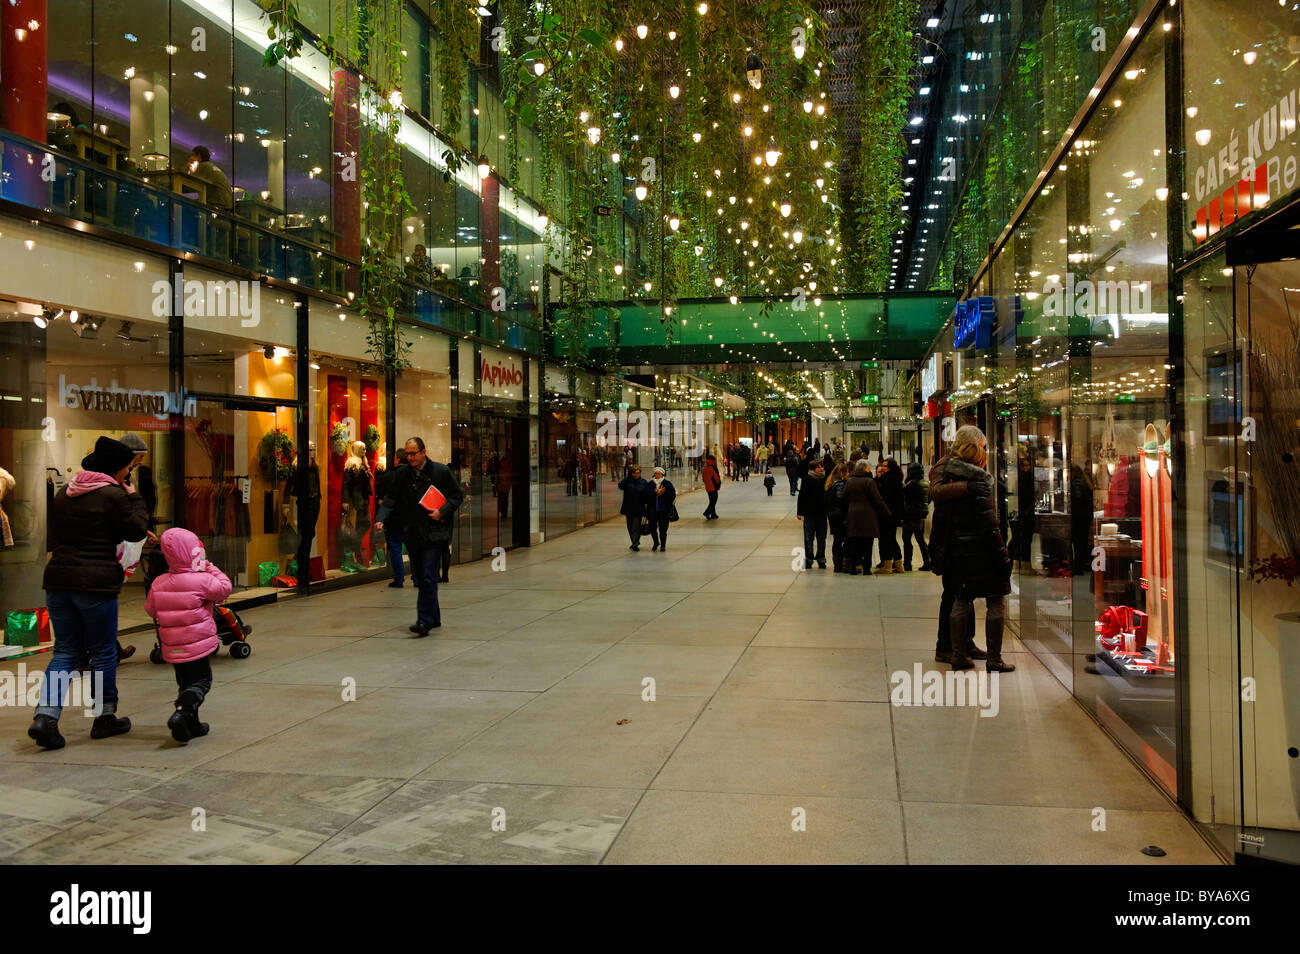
[144, 528, 232, 743]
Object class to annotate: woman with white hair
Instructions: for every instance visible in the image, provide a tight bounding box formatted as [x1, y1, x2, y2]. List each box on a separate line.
[644, 466, 677, 552]
[341, 440, 373, 571]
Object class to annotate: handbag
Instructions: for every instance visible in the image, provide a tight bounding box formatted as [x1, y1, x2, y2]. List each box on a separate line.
[667, 503, 679, 523]
[4, 608, 50, 647]
[336, 510, 359, 550]
[638, 516, 651, 537]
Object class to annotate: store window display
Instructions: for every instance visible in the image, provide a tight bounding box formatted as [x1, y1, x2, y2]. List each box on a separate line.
[340, 441, 376, 573]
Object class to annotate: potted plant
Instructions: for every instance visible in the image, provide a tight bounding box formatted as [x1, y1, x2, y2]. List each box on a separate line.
[258, 427, 296, 481]
[329, 421, 350, 457]
[1247, 315, 1300, 819]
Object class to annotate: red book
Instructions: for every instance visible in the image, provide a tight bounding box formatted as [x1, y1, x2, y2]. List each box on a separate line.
[419, 485, 447, 513]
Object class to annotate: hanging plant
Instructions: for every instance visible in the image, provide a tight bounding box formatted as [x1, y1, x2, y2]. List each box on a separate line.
[330, 422, 350, 456]
[259, 427, 297, 481]
[363, 424, 382, 454]
[259, 0, 304, 68]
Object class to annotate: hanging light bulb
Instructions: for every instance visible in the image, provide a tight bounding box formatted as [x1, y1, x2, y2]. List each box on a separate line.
[533, 59, 546, 76]
[697, 1, 708, 13]
[614, 38, 624, 51]
[809, 139, 819, 150]
[669, 84, 680, 99]
[635, 183, 648, 201]
[477, 154, 491, 178]
[780, 202, 792, 217]
[803, 100, 813, 113]
[668, 212, 681, 231]
[636, 23, 648, 39]
[537, 213, 548, 229]
[644, 280, 653, 292]
[692, 132, 701, 143]
[587, 126, 602, 144]
[765, 138, 780, 166]
[728, 195, 736, 205]
[611, 151, 621, 164]
[694, 245, 704, 256]
[746, 52, 763, 89]
[815, 177, 824, 189]
[614, 263, 624, 275]
[729, 294, 739, 304]
[740, 219, 749, 230]
[792, 229, 803, 243]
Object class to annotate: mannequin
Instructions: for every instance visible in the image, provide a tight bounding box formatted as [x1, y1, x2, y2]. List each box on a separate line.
[341, 440, 372, 572]
[285, 440, 322, 566]
[370, 443, 388, 567]
[0, 466, 14, 548]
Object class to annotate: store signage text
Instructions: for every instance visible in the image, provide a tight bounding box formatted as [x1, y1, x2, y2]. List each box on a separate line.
[1192, 87, 1298, 242]
[57, 374, 196, 421]
[151, 277, 261, 327]
[480, 357, 523, 391]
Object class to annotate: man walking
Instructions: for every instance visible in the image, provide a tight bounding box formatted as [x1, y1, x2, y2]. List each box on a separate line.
[796, 454, 828, 568]
[375, 437, 462, 636]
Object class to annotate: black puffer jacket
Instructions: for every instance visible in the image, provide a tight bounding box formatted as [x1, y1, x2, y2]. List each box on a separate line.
[876, 468, 904, 528]
[930, 458, 1011, 597]
[44, 483, 150, 594]
[902, 477, 929, 522]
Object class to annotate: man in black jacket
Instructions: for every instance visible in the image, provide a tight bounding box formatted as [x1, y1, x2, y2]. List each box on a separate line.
[375, 437, 463, 636]
[29, 436, 150, 750]
[796, 455, 828, 568]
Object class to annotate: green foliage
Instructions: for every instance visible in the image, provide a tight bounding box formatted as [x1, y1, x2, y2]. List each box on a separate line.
[260, 1, 304, 68]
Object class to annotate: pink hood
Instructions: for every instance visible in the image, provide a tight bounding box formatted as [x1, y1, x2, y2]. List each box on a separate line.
[144, 528, 232, 663]
[67, 470, 120, 497]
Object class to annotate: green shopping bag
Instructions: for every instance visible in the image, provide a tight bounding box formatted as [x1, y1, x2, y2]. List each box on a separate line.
[4, 610, 41, 647]
[258, 561, 280, 587]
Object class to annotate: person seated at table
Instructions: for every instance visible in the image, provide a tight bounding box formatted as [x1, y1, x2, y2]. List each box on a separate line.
[186, 145, 233, 210]
[47, 102, 86, 151]
[406, 244, 435, 286]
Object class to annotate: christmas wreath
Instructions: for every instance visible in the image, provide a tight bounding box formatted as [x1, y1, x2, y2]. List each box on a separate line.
[258, 428, 296, 481]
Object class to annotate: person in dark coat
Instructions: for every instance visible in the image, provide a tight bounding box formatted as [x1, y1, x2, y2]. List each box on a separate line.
[797, 455, 828, 568]
[29, 436, 150, 750]
[644, 466, 676, 551]
[375, 437, 463, 636]
[901, 462, 931, 571]
[376, 448, 408, 586]
[843, 458, 890, 575]
[783, 441, 800, 495]
[1008, 449, 1036, 571]
[875, 458, 905, 572]
[929, 448, 984, 664]
[930, 426, 1014, 672]
[618, 464, 650, 550]
[645, 466, 676, 551]
[823, 462, 851, 571]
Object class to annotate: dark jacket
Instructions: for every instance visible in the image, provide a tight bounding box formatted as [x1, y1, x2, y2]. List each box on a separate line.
[44, 482, 150, 594]
[375, 466, 402, 530]
[825, 478, 849, 532]
[797, 467, 828, 520]
[902, 476, 929, 523]
[876, 468, 904, 528]
[376, 459, 463, 548]
[930, 458, 1010, 596]
[845, 474, 890, 538]
[645, 479, 676, 515]
[618, 474, 651, 516]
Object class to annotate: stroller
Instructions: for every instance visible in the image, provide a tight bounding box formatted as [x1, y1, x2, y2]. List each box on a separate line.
[142, 550, 253, 663]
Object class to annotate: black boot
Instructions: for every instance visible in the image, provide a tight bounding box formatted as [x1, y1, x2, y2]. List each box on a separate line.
[168, 707, 195, 743]
[985, 630, 1015, 672]
[90, 702, 131, 739]
[28, 714, 65, 750]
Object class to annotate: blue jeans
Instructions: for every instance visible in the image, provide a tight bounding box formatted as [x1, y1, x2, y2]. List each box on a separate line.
[408, 544, 443, 628]
[387, 525, 405, 583]
[37, 589, 119, 719]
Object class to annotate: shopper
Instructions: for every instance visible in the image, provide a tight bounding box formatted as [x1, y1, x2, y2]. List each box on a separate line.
[28, 436, 150, 750]
[763, 466, 776, 496]
[645, 466, 676, 552]
[377, 448, 408, 586]
[784, 442, 801, 496]
[901, 462, 931, 572]
[824, 462, 850, 572]
[796, 455, 828, 568]
[843, 458, 889, 575]
[618, 464, 650, 550]
[930, 426, 1014, 672]
[143, 528, 232, 743]
[875, 458, 905, 573]
[755, 441, 770, 472]
[187, 145, 234, 210]
[1009, 449, 1036, 572]
[702, 454, 721, 519]
[374, 437, 463, 636]
[929, 439, 984, 664]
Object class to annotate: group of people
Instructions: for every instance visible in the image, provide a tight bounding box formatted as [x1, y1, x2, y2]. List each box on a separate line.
[616, 465, 679, 551]
[28, 433, 463, 753]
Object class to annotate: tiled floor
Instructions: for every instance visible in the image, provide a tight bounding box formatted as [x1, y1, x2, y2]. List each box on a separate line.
[0, 479, 1221, 864]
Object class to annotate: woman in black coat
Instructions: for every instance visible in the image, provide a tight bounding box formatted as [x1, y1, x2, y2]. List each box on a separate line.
[644, 466, 676, 551]
[875, 458, 905, 572]
[930, 433, 1015, 673]
[618, 465, 650, 551]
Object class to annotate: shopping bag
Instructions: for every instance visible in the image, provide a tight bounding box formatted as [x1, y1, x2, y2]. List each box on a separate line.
[638, 516, 651, 537]
[270, 574, 298, 588]
[117, 539, 145, 577]
[309, 556, 325, 581]
[4, 610, 41, 647]
[667, 504, 680, 523]
[257, 561, 280, 587]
